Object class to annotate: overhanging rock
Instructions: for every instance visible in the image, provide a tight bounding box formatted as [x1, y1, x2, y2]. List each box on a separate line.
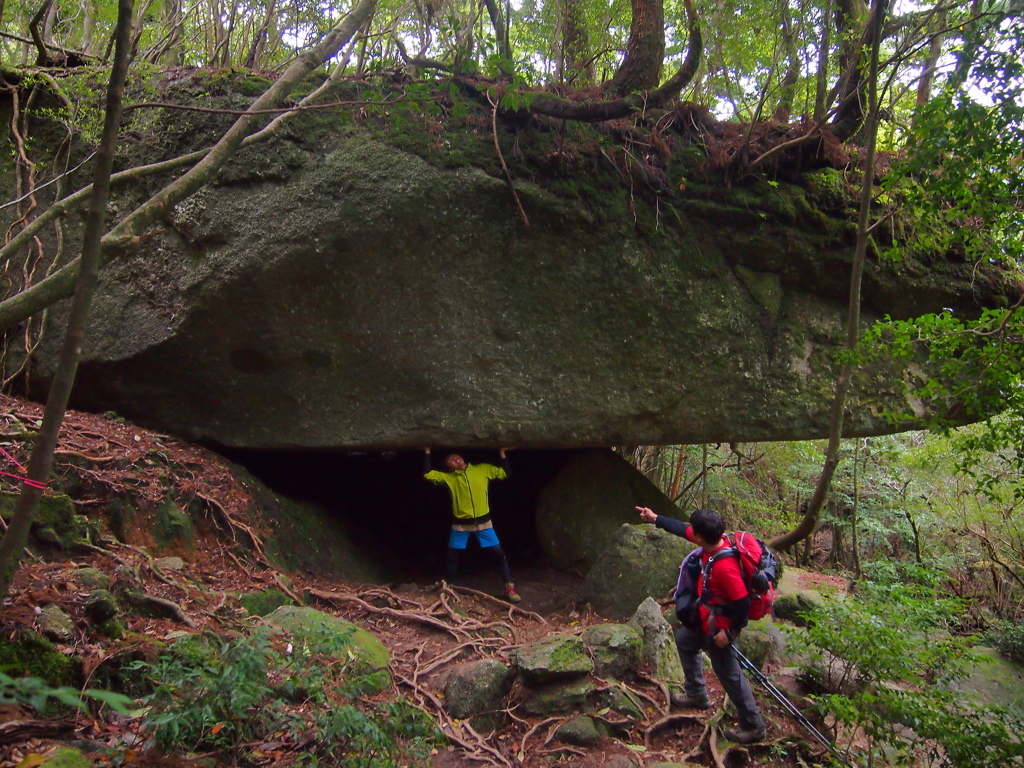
[23, 106, 1013, 449]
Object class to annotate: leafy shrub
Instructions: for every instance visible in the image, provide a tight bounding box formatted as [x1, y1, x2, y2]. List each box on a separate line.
[982, 620, 1024, 664]
[0, 671, 133, 714]
[791, 578, 1024, 766]
[136, 626, 440, 766]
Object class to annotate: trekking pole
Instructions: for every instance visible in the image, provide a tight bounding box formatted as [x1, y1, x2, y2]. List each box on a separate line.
[733, 646, 847, 765]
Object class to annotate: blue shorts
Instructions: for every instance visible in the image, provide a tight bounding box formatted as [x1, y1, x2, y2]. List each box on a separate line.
[449, 527, 501, 549]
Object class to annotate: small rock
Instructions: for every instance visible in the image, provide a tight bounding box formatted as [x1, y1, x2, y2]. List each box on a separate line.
[72, 567, 110, 590]
[38, 604, 75, 642]
[554, 716, 603, 746]
[154, 556, 185, 571]
[84, 589, 120, 625]
[603, 758, 639, 768]
[515, 634, 593, 686]
[521, 678, 596, 716]
[582, 623, 642, 679]
[443, 659, 512, 719]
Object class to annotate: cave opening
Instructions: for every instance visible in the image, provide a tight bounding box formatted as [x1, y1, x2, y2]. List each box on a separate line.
[221, 447, 575, 582]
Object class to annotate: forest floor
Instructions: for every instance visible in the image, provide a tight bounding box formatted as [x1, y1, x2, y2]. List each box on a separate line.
[0, 394, 846, 768]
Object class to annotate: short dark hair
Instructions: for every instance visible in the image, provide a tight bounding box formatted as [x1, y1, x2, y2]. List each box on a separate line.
[690, 508, 725, 543]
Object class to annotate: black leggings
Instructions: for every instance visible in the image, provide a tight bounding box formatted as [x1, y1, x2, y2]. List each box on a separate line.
[446, 545, 512, 584]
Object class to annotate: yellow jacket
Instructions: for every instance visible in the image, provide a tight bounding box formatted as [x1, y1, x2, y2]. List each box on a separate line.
[425, 462, 507, 521]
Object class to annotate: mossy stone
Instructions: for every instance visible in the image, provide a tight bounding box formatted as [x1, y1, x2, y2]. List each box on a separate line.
[443, 658, 512, 725]
[536, 450, 683, 572]
[579, 524, 691, 621]
[774, 590, 824, 626]
[514, 634, 593, 686]
[521, 677, 596, 716]
[72, 567, 110, 590]
[0, 631, 80, 687]
[0, 491, 85, 550]
[264, 606, 389, 691]
[85, 589, 120, 625]
[239, 588, 293, 617]
[38, 746, 92, 768]
[38, 604, 75, 642]
[154, 499, 194, 550]
[627, 598, 685, 690]
[582, 623, 643, 679]
[554, 715, 603, 746]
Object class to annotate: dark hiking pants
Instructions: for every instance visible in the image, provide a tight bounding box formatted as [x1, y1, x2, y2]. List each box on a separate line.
[675, 625, 765, 731]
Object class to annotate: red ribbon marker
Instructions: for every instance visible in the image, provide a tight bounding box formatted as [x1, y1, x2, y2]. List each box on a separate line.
[0, 446, 48, 490]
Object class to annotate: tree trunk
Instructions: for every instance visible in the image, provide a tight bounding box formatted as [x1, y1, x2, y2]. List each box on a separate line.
[851, 439, 862, 578]
[482, 0, 511, 63]
[914, 9, 944, 113]
[243, 0, 277, 68]
[557, 0, 592, 85]
[774, 0, 800, 120]
[813, 0, 831, 120]
[769, 0, 888, 553]
[607, 0, 664, 95]
[0, 0, 134, 601]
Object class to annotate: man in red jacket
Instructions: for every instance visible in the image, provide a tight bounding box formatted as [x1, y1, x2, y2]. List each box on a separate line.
[638, 505, 766, 744]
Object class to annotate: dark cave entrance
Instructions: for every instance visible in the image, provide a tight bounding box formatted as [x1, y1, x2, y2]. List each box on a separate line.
[221, 448, 574, 581]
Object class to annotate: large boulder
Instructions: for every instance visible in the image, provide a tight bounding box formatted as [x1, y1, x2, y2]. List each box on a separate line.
[264, 606, 390, 690]
[536, 449, 683, 570]
[944, 646, 1024, 710]
[17, 83, 1011, 451]
[579, 524, 691, 620]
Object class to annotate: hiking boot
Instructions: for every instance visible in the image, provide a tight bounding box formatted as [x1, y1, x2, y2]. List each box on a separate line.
[503, 583, 522, 603]
[724, 726, 766, 744]
[670, 692, 711, 710]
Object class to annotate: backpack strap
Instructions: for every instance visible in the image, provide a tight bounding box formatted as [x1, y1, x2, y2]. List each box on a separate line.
[699, 546, 738, 606]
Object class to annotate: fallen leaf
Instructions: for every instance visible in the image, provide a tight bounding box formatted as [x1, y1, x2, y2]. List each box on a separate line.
[15, 755, 47, 768]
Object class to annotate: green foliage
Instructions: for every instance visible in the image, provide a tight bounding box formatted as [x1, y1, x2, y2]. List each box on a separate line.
[793, 578, 1024, 766]
[983, 621, 1024, 664]
[135, 627, 440, 765]
[0, 671, 134, 715]
[0, 632, 80, 687]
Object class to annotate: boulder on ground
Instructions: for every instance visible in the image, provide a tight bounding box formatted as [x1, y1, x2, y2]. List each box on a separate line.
[536, 450, 682, 571]
[520, 677, 596, 715]
[515, 634, 593, 686]
[943, 646, 1024, 710]
[736, 617, 788, 669]
[555, 715, 604, 746]
[627, 597, 685, 690]
[774, 590, 824, 626]
[579, 524, 690, 620]
[38, 604, 75, 642]
[443, 659, 513, 719]
[264, 606, 389, 690]
[582, 623, 643, 679]
[72, 567, 110, 590]
[84, 589, 120, 625]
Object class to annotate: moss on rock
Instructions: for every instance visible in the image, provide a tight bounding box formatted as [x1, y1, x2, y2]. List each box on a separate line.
[0, 631, 81, 687]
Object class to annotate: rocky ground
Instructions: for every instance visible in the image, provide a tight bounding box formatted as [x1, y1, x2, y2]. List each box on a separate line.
[0, 393, 843, 768]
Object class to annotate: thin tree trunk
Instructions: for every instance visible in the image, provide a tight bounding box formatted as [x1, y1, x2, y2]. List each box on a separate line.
[775, 0, 800, 120]
[0, 0, 134, 600]
[813, 0, 831, 120]
[769, 0, 888, 553]
[243, 0, 277, 68]
[482, 0, 511, 62]
[0, 0, 380, 333]
[851, 439, 862, 577]
[557, 0, 592, 85]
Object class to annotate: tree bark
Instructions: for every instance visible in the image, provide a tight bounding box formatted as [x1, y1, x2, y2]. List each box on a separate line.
[607, 0, 665, 95]
[557, 0, 592, 85]
[0, 0, 380, 334]
[483, 0, 511, 62]
[0, 0, 134, 600]
[769, 0, 888, 553]
[527, 0, 700, 120]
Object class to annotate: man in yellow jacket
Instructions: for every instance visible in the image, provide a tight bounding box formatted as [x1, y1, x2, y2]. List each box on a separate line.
[424, 447, 521, 603]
